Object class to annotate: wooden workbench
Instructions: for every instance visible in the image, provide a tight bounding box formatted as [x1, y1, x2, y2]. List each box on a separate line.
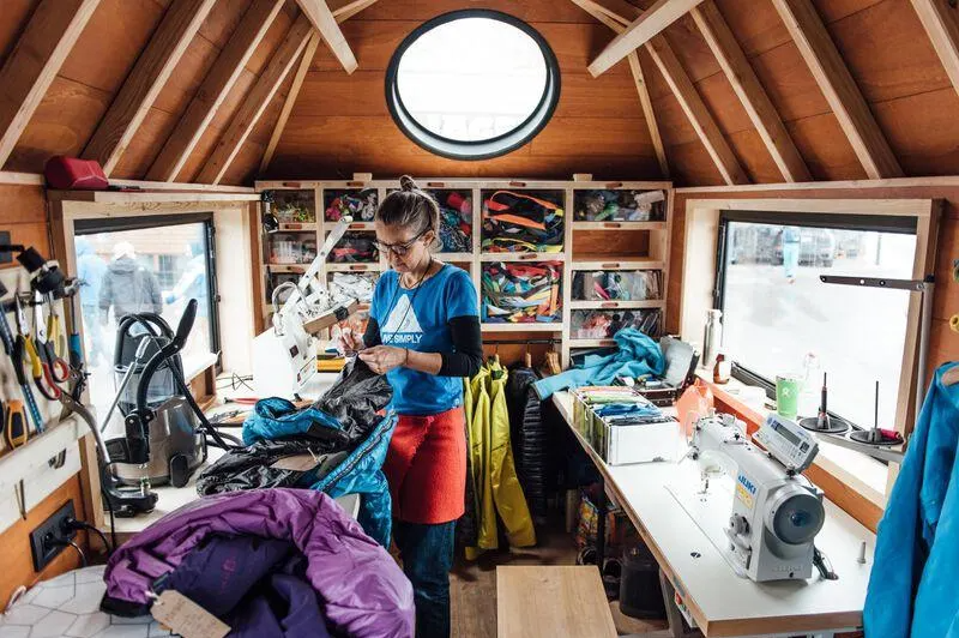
[553, 391, 874, 637]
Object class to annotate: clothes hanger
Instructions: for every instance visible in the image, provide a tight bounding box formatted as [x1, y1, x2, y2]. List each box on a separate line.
[942, 364, 959, 386]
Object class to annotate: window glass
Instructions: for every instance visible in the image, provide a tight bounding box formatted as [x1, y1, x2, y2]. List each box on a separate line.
[74, 222, 215, 433]
[386, 10, 560, 159]
[720, 220, 916, 429]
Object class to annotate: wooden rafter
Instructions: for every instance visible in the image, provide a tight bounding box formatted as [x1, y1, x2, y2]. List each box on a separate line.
[691, 1, 810, 182]
[82, 0, 216, 175]
[569, 0, 668, 176]
[295, 0, 358, 74]
[197, 15, 314, 185]
[147, 0, 286, 182]
[331, 0, 381, 22]
[771, 0, 903, 179]
[0, 0, 101, 169]
[260, 32, 320, 173]
[572, 0, 746, 184]
[909, 0, 959, 100]
[587, 0, 705, 77]
[646, 34, 748, 185]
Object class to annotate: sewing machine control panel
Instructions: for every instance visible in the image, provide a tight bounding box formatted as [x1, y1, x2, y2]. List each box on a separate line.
[754, 414, 818, 472]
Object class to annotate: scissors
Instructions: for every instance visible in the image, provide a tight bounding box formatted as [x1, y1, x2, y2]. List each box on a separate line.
[34, 290, 69, 384]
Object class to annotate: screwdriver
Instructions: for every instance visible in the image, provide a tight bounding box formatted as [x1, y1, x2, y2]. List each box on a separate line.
[5, 400, 28, 449]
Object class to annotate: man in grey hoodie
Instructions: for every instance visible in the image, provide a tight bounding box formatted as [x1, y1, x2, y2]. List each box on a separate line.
[99, 241, 163, 325]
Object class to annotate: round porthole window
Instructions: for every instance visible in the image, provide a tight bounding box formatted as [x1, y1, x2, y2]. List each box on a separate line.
[386, 10, 561, 160]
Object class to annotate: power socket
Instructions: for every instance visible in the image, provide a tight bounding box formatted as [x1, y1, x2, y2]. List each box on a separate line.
[30, 501, 77, 572]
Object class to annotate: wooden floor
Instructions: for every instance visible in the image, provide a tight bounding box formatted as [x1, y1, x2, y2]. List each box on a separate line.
[449, 519, 668, 637]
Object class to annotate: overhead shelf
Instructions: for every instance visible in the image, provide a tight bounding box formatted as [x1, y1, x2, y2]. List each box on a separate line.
[479, 252, 566, 262]
[571, 255, 666, 270]
[325, 262, 384, 272]
[571, 221, 667, 231]
[480, 323, 563, 333]
[568, 299, 666, 310]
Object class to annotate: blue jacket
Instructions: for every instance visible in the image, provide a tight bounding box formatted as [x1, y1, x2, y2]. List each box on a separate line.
[864, 362, 959, 637]
[533, 327, 665, 399]
[243, 398, 397, 548]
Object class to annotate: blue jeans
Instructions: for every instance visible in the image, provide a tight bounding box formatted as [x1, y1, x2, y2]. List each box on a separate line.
[394, 520, 456, 638]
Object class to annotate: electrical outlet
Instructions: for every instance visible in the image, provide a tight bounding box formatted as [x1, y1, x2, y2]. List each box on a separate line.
[0, 231, 10, 264]
[30, 501, 77, 572]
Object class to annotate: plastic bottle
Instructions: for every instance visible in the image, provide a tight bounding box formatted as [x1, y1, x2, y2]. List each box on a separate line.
[703, 309, 723, 368]
[798, 352, 821, 418]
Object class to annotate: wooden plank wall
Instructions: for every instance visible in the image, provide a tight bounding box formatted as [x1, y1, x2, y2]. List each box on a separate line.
[264, 0, 663, 179]
[265, 0, 959, 185]
[0, 0, 299, 186]
[668, 185, 959, 377]
[640, 0, 959, 185]
[0, 186, 92, 607]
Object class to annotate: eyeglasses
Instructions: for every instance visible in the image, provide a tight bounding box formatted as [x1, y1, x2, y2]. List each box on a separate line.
[372, 229, 428, 257]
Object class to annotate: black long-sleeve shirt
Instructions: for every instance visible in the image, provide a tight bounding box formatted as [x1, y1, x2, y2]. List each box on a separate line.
[363, 314, 483, 378]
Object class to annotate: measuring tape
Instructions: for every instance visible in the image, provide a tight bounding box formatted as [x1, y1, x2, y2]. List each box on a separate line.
[951, 314, 959, 334]
[0, 306, 44, 433]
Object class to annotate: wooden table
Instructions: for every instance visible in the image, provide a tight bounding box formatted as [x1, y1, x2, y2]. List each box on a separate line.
[497, 566, 617, 638]
[553, 391, 875, 637]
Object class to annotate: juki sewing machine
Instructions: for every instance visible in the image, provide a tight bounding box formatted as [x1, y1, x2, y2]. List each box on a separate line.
[678, 411, 827, 582]
[252, 215, 357, 398]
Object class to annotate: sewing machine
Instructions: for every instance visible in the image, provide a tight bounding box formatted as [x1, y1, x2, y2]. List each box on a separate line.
[252, 216, 356, 398]
[673, 412, 826, 582]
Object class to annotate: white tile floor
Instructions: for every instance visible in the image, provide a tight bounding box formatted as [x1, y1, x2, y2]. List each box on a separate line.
[0, 567, 168, 638]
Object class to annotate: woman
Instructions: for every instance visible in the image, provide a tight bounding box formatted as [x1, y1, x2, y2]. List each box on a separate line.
[342, 175, 483, 638]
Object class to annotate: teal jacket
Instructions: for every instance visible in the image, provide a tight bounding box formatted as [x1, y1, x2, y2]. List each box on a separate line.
[864, 362, 959, 637]
[533, 327, 665, 400]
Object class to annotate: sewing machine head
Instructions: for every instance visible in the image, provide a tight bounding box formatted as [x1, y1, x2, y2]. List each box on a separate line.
[689, 412, 826, 581]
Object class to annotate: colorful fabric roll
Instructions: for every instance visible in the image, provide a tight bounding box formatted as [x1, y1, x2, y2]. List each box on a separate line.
[482, 261, 562, 323]
[572, 270, 662, 302]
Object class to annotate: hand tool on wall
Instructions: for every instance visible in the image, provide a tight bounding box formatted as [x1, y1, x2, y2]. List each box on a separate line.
[34, 290, 69, 384]
[15, 292, 59, 402]
[0, 285, 44, 434]
[5, 399, 28, 449]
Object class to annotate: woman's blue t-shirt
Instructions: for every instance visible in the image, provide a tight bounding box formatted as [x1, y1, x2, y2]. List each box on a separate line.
[370, 264, 479, 416]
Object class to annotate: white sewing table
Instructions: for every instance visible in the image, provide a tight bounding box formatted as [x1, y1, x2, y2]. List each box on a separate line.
[553, 391, 875, 637]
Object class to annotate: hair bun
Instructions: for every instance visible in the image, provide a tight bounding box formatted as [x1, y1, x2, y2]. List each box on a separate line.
[399, 175, 418, 192]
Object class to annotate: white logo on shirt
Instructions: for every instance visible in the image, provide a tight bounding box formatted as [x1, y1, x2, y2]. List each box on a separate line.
[382, 294, 423, 345]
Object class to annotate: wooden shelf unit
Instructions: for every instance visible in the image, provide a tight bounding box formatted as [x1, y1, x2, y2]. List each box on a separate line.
[255, 178, 673, 366]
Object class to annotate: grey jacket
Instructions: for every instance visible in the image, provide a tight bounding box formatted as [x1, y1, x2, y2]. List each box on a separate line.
[99, 256, 163, 321]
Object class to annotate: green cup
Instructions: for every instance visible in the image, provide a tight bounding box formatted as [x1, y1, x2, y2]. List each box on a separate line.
[776, 374, 802, 420]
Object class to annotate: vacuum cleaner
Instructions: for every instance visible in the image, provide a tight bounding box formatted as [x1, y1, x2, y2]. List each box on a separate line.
[103, 299, 236, 498]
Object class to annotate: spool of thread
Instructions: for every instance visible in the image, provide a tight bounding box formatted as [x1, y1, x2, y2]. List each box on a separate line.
[950, 314, 959, 333]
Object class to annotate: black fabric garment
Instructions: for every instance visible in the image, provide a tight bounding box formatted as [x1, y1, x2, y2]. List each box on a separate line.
[362, 314, 483, 379]
[195, 438, 349, 496]
[312, 358, 392, 432]
[505, 365, 551, 519]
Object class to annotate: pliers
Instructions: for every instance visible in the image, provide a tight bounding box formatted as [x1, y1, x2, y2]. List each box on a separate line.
[14, 292, 62, 400]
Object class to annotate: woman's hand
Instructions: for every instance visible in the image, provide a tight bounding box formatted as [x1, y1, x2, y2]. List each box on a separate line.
[359, 345, 408, 375]
[338, 328, 365, 355]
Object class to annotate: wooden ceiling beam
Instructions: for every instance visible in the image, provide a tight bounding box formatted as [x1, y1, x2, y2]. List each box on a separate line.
[691, 1, 810, 182]
[0, 0, 101, 170]
[647, 34, 749, 184]
[294, 0, 358, 74]
[587, 0, 705, 77]
[197, 15, 314, 185]
[910, 0, 959, 100]
[259, 32, 320, 174]
[771, 0, 903, 179]
[147, 0, 285, 182]
[572, 0, 745, 183]
[332, 0, 381, 22]
[570, 0, 669, 177]
[81, 0, 216, 175]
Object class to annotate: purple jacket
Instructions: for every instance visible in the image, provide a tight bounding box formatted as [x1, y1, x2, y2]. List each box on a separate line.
[102, 489, 414, 637]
